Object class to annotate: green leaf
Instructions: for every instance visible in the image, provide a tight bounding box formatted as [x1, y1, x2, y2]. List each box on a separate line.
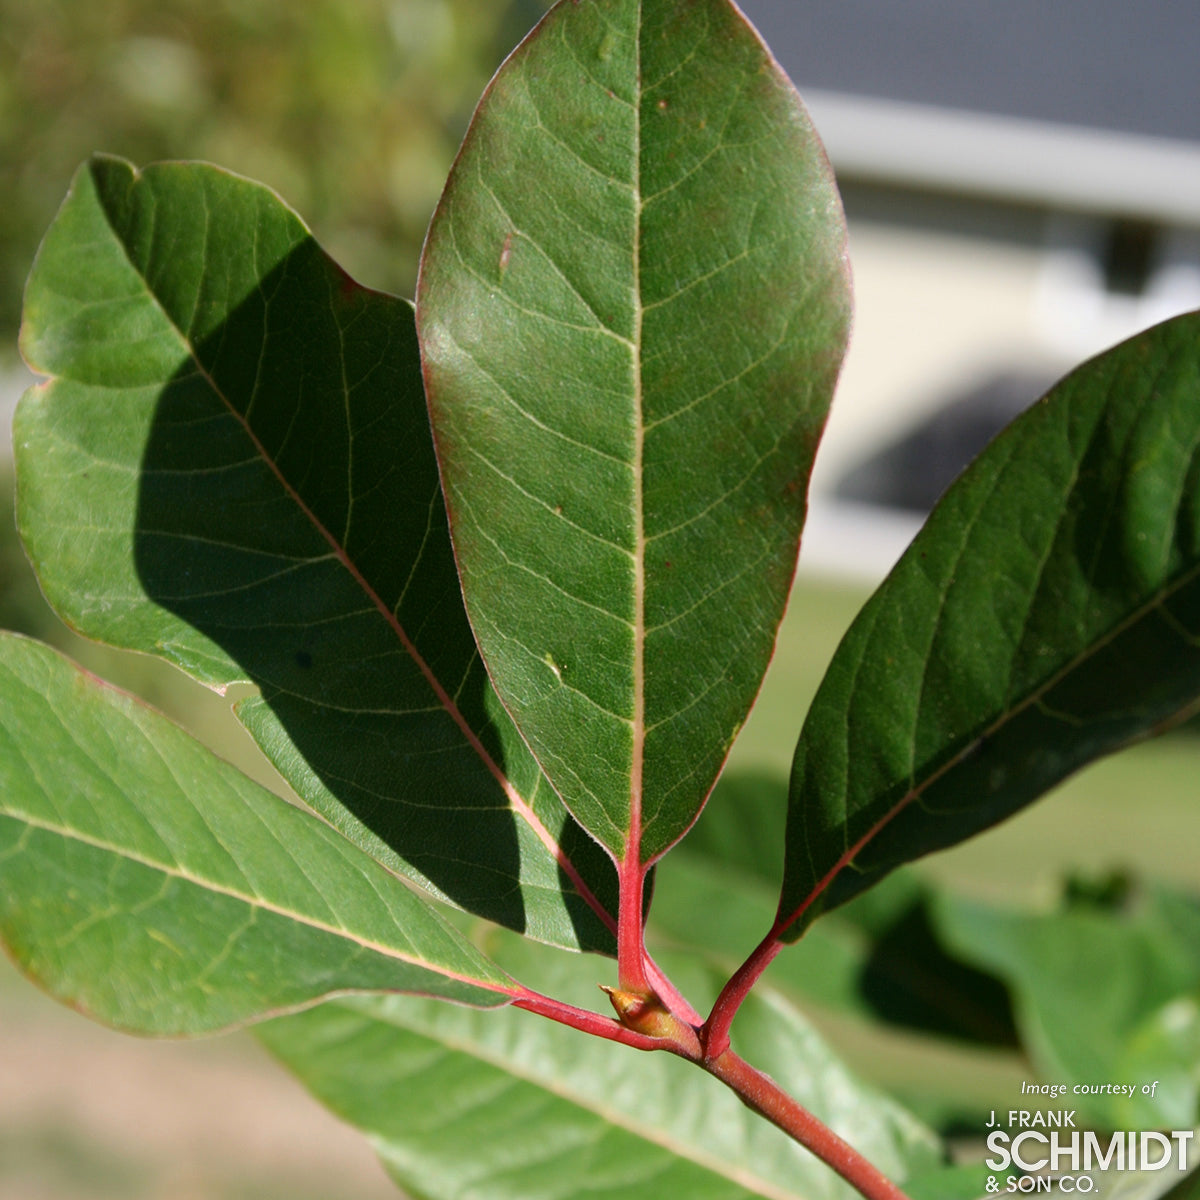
[417, 0, 850, 863]
[933, 883, 1200, 1127]
[260, 934, 941, 1200]
[779, 312, 1200, 935]
[0, 633, 513, 1034]
[1116, 996, 1200, 1128]
[16, 155, 616, 953]
[905, 1163, 1006, 1200]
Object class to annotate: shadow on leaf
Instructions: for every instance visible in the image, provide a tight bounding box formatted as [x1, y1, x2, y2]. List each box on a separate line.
[131, 236, 616, 952]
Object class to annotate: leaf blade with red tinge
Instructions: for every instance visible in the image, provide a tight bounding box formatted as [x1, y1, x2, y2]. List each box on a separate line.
[418, 0, 850, 868]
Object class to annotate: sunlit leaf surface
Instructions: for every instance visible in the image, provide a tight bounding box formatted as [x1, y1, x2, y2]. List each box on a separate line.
[418, 0, 850, 863]
[0, 634, 513, 1034]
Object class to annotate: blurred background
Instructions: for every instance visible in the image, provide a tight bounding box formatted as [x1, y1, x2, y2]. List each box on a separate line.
[2, 1, 1200, 1196]
[745, 0, 1200, 574]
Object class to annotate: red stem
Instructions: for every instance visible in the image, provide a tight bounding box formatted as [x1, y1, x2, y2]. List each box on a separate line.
[511, 982, 914, 1200]
[707, 785, 933, 1052]
[702, 927, 786, 1058]
[709, 589, 1200, 1046]
[617, 845, 651, 995]
[511, 986, 691, 1056]
[705, 1050, 912, 1200]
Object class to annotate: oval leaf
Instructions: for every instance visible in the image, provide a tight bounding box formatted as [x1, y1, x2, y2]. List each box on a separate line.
[0, 634, 514, 1034]
[417, 0, 850, 864]
[16, 155, 616, 953]
[779, 312, 1200, 936]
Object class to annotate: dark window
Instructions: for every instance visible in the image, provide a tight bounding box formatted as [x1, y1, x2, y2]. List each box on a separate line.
[1102, 220, 1159, 296]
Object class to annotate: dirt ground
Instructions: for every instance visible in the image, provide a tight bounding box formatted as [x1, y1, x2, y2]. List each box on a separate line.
[0, 957, 399, 1200]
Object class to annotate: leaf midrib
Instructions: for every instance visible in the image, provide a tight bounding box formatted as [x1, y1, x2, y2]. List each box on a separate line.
[1, 805, 513, 994]
[629, 0, 647, 866]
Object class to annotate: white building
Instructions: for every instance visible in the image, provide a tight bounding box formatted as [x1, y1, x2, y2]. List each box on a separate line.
[738, 0, 1200, 575]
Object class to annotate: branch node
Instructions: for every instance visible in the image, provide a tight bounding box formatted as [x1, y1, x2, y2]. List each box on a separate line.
[601, 985, 702, 1060]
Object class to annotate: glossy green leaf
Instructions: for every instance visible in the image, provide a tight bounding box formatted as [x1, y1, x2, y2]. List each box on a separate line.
[417, 0, 850, 863]
[780, 312, 1200, 935]
[260, 934, 941, 1200]
[16, 155, 616, 952]
[933, 883, 1200, 1127]
[0, 633, 514, 1034]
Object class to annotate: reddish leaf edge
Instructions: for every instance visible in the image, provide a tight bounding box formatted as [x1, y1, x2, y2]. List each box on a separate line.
[414, 0, 851, 1018]
[406, 5, 896, 1188]
[22, 163, 892, 1199]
